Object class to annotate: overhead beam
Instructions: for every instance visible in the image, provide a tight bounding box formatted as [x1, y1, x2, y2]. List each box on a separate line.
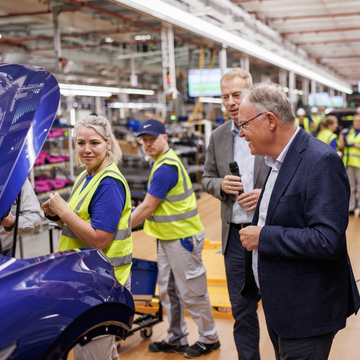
[283, 27, 360, 36]
[31, 39, 162, 52]
[0, 8, 79, 19]
[298, 38, 360, 46]
[269, 12, 360, 23]
[0, 28, 139, 44]
[62, 0, 207, 49]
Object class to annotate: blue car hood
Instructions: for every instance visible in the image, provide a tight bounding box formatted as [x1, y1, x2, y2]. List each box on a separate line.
[0, 63, 60, 220]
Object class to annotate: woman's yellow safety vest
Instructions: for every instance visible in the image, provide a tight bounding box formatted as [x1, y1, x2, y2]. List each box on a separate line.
[317, 129, 337, 148]
[144, 148, 204, 240]
[343, 128, 360, 168]
[295, 117, 311, 134]
[59, 162, 133, 285]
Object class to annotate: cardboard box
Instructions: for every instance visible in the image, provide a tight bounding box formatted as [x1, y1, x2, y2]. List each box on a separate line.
[117, 139, 139, 155]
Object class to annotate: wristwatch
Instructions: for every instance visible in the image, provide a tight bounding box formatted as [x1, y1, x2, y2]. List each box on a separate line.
[44, 213, 60, 221]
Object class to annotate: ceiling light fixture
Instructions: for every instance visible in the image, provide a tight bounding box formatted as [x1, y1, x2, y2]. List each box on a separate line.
[116, 0, 352, 94]
[59, 83, 155, 97]
[199, 97, 223, 104]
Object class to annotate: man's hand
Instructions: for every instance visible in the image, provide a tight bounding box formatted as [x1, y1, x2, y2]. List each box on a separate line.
[239, 225, 262, 251]
[221, 175, 243, 195]
[1, 212, 15, 228]
[237, 188, 261, 212]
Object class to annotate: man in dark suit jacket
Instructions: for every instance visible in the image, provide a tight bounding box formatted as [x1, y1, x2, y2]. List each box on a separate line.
[203, 68, 268, 360]
[238, 82, 360, 359]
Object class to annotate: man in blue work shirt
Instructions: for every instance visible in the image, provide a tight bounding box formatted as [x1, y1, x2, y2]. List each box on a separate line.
[131, 119, 220, 358]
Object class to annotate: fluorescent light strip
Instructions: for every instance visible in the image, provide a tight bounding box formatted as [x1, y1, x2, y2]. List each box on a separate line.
[110, 102, 163, 109]
[116, 0, 352, 94]
[199, 97, 223, 104]
[60, 89, 113, 97]
[59, 83, 155, 96]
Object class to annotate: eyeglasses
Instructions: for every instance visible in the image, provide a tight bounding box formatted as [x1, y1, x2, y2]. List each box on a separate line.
[238, 112, 266, 130]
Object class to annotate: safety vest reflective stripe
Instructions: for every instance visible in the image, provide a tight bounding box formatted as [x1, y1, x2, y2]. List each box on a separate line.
[108, 253, 133, 267]
[62, 219, 131, 240]
[155, 157, 194, 202]
[69, 172, 86, 199]
[148, 208, 199, 223]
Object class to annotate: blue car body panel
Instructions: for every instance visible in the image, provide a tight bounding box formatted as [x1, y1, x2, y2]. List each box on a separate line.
[0, 63, 135, 359]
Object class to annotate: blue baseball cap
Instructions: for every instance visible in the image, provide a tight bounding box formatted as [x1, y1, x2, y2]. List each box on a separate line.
[138, 119, 166, 136]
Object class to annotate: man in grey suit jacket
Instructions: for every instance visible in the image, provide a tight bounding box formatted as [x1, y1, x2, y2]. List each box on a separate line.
[202, 68, 268, 360]
[239, 83, 360, 359]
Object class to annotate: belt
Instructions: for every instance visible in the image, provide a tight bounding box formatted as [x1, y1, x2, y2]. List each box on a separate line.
[230, 222, 251, 230]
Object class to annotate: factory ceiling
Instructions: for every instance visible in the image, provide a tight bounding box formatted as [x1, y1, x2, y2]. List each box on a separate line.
[0, 0, 358, 93]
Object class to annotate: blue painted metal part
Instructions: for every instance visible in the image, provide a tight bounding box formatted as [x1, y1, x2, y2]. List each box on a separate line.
[0, 249, 135, 360]
[0, 63, 60, 220]
[0, 63, 135, 359]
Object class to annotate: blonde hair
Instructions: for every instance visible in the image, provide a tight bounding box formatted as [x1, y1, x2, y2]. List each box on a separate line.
[74, 113, 122, 165]
[320, 115, 338, 131]
[220, 67, 253, 89]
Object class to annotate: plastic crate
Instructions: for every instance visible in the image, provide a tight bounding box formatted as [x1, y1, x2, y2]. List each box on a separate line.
[131, 258, 158, 296]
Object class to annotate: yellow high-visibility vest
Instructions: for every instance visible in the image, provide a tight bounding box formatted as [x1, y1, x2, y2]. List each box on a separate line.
[60, 162, 133, 285]
[295, 117, 311, 134]
[343, 128, 360, 168]
[317, 129, 337, 148]
[144, 148, 204, 240]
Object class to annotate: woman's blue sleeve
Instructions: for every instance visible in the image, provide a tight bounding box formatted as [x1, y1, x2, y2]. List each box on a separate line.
[89, 177, 126, 233]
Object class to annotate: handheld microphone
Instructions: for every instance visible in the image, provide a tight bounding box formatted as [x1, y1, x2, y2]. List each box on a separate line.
[229, 161, 244, 195]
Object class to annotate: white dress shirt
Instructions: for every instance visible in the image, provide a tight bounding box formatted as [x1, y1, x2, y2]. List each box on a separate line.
[231, 121, 255, 224]
[252, 126, 300, 288]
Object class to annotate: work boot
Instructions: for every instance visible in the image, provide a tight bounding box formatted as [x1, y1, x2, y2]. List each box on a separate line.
[184, 340, 221, 358]
[148, 340, 188, 353]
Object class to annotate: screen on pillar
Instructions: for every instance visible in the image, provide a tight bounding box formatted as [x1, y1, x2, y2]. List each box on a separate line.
[308, 92, 343, 108]
[188, 67, 231, 97]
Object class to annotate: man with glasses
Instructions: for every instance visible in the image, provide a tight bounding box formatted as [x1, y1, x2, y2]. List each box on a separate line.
[238, 83, 360, 360]
[202, 68, 268, 360]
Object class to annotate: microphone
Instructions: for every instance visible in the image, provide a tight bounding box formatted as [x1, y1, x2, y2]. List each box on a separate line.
[229, 161, 243, 195]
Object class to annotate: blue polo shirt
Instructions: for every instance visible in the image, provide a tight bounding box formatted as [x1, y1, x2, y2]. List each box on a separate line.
[80, 175, 126, 233]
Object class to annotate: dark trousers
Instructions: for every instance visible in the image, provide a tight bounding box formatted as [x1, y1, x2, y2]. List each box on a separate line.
[224, 224, 260, 360]
[266, 322, 336, 360]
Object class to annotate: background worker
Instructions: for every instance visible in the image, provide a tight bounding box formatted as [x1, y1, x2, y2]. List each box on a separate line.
[1, 178, 42, 257]
[339, 112, 360, 214]
[238, 82, 360, 360]
[317, 115, 339, 151]
[202, 67, 268, 360]
[295, 108, 312, 134]
[310, 106, 323, 135]
[131, 119, 220, 359]
[42, 113, 132, 360]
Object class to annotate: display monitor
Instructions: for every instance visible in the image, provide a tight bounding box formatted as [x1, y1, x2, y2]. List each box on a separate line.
[308, 92, 331, 107]
[188, 67, 231, 97]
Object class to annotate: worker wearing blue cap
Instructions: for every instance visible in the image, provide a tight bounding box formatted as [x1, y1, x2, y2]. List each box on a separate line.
[131, 119, 220, 358]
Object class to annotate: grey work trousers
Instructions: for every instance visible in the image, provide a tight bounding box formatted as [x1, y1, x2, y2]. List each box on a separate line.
[157, 230, 219, 346]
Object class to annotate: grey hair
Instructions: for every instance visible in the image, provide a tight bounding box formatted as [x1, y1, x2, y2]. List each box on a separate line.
[243, 83, 295, 127]
[74, 113, 122, 165]
[221, 67, 253, 89]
